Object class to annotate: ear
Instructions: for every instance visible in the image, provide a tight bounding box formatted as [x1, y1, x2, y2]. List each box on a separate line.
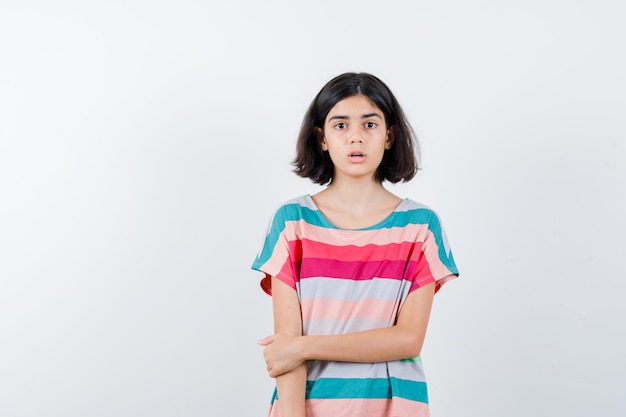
[314, 126, 328, 151]
[385, 126, 396, 150]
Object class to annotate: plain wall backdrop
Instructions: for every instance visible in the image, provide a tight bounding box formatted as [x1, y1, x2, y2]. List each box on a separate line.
[1, 1, 625, 416]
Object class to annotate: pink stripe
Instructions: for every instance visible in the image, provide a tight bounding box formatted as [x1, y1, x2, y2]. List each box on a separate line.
[260, 235, 290, 281]
[300, 258, 412, 280]
[283, 220, 432, 247]
[268, 396, 430, 417]
[293, 239, 419, 262]
[434, 273, 457, 293]
[301, 297, 400, 322]
[260, 254, 288, 280]
[422, 233, 450, 279]
[306, 397, 429, 417]
[391, 396, 431, 416]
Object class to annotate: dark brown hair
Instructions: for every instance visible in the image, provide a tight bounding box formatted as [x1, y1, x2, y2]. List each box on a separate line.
[293, 72, 419, 185]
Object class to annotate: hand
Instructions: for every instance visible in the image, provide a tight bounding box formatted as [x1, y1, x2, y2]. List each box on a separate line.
[257, 333, 305, 377]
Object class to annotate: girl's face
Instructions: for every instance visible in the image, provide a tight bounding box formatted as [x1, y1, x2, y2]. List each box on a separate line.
[318, 94, 394, 183]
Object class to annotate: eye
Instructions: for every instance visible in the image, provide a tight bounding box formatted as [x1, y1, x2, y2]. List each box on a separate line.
[365, 121, 378, 128]
[334, 122, 347, 129]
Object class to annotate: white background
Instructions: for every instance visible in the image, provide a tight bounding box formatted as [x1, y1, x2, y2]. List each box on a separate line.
[1, 1, 625, 416]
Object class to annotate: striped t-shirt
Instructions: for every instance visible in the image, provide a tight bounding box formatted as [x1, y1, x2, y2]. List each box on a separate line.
[252, 195, 459, 417]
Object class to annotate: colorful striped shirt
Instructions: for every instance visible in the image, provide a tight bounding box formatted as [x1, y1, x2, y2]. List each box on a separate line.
[252, 195, 459, 417]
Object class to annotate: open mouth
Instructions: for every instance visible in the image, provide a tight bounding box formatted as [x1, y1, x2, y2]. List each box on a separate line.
[348, 152, 366, 162]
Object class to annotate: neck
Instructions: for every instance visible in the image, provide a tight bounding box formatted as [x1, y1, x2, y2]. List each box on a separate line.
[311, 176, 402, 229]
[324, 177, 391, 208]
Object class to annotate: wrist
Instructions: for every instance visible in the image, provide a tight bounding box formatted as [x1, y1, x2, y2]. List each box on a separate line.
[296, 335, 309, 362]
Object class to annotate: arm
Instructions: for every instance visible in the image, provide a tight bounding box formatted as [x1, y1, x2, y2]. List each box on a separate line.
[268, 276, 306, 417]
[260, 279, 442, 377]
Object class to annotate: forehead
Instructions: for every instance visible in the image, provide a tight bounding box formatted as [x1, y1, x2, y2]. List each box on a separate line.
[325, 94, 383, 120]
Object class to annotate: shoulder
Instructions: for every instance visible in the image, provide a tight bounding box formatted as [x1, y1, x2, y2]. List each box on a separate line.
[270, 195, 315, 218]
[278, 195, 316, 211]
[394, 198, 441, 225]
[398, 199, 455, 254]
[265, 195, 318, 228]
[398, 198, 434, 212]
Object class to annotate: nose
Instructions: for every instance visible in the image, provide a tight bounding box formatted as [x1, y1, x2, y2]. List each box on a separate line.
[349, 126, 364, 143]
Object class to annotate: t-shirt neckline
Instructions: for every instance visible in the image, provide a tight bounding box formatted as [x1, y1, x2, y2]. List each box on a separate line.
[304, 194, 408, 231]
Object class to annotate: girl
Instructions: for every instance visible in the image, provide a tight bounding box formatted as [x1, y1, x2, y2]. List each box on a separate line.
[252, 72, 459, 417]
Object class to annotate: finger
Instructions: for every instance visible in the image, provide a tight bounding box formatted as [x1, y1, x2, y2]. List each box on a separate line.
[257, 335, 274, 346]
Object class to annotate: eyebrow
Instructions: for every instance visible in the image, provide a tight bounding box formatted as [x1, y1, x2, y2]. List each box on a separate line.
[328, 112, 383, 121]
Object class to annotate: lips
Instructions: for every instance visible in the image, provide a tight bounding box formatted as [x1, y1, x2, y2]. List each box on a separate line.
[348, 150, 366, 162]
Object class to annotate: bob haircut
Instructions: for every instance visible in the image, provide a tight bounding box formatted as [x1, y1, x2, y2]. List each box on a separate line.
[293, 72, 419, 185]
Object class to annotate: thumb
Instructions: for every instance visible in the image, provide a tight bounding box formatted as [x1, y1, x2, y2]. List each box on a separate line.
[257, 335, 274, 346]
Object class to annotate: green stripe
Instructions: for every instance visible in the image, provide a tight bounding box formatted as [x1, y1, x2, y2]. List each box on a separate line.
[303, 377, 428, 403]
[400, 355, 422, 363]
[271, 377, 428, 404]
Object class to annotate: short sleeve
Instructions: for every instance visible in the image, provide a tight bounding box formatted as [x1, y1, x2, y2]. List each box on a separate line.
[410, 210, 459, 294]
[251, 206, 298, 295]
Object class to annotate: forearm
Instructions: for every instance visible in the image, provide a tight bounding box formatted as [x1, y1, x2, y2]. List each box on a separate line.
[300, 282, 436, 363]
[262, 281, 435, 376]
[301, 324, 424, 363]
[270, 276, 307, 416]
[275, 362, 307, 417]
